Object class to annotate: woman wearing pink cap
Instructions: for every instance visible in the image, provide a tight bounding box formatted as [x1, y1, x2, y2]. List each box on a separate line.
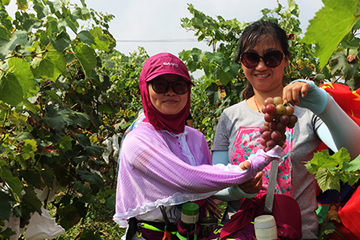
[113, 52, 285, 240]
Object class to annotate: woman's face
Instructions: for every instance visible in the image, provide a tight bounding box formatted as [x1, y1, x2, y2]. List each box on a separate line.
[241, 36, 289, 94]
[148, 74, 188, 115]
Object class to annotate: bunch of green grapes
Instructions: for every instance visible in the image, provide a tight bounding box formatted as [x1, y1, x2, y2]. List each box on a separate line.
[259, 96, 298, 152]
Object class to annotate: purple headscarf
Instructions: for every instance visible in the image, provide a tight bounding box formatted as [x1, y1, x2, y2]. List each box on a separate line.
[139, 53, 194, 134]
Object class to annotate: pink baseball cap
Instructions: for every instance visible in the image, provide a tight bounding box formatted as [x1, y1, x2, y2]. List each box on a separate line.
[139, 52, 193, 84]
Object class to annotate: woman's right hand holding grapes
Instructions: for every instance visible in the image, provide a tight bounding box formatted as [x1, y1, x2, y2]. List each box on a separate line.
[282, 79, 329, 115]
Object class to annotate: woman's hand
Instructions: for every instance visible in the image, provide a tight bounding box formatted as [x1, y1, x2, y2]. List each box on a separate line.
[282, 81, 310, 106]
[238, 161, 263, 194]
[239, 172, 263, 194]
[239, 160, 251, 170]
[282, 79, 329, 115]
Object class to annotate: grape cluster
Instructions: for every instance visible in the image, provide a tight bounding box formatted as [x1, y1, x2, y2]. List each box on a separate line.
[259, 96, 298, 152]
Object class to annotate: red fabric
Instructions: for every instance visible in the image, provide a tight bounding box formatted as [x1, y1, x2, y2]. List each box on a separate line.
[338, 187, 360, 238]
[319, 82, 360, 126]
[220, 191, 302, 240]
[139, 53, 193, 134]
[328, 221, 359, 240]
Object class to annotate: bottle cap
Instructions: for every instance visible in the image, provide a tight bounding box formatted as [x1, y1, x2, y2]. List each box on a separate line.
[182, 202, 199, 216]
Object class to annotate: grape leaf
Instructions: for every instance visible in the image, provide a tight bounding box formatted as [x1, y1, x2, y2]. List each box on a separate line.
[31, 48, 67, 82]
[0, 166, 22, 202]
[17, 0, 28, 11]
[0, 30, 27, 61]
[0, 72, 23, 106]
[331, 147, 351, 169]
[346, 173, 360, 186]
[0, 191, 13, 221]
[8, 57, 37, 97]
[342, 154, 360, 171]
[305, 149, 338, 173]
[315, 168, 341, 192]
[89, 27, 110, 52]
[302, 0, 360, 68]
[306, 148, 360, 193]
[74, 43, 97, 79]
[78, 30, 96, 45]
[330, 51, 359, 80]
[22, 186, 42, 215]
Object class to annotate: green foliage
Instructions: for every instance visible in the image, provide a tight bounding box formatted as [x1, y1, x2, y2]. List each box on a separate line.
[0, 0, 123, 238]
[305, 148, 360, 192]
[302, 0, 360, 69]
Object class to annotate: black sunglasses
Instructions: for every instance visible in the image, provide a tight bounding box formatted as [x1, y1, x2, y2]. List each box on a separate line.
[240, 50, 285, 68]
[150, 77, 189, 95]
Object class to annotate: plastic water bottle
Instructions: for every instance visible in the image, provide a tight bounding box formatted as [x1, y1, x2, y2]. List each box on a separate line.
[180, 202, 199, 240]
[254, 215, 278, 240]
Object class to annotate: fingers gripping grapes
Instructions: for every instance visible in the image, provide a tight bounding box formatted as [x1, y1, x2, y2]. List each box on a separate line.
[260, 96, 298, 152]
[282, 81, 311, 106]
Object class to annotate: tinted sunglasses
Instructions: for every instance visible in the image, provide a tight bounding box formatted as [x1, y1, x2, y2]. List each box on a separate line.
[240, 50, 285, 68]
[150, 77, 189, 95]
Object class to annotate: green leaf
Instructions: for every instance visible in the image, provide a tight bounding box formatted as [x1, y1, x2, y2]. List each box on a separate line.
[17, 0, 28, 11]
[0, 25, 11, 46]
[65, 16, 79, 34]
[78, 30, 95, 45]
[217, 68, 234, 85]
[0, 166, 22, 202]
[0, 72, 23, 106]
[58, 203, 83, 230]
[0, 227, 16, 239]
[22, 98, 39, 113]
[31, 48, 67, 81]
[0, 30, 28, 61]
[19, 170, 43, 189]
[8, 57, 37, 97]
[1, 0, 10, 5]
[89, 27, 110, 51]
[315, 168, 341, 192]
[23, 186, 42, 215]
[0, 191, 13, 221]
[52, 31, 71, 52]
[78, 169, 104, 194]
[331, 147, 351, 169]
[59, 135, 72, 152]
[202, 117, 210, 124]
[305, 150, 340, 173]
[74, 43, 97, 79]
[74, 181, 92, 196]
[302, 0, 360, 68]
[330, 51, 359, 80]
[42, 108, 74, 131]
[106, 191, 116, 211]
[342, 154, 360, 171]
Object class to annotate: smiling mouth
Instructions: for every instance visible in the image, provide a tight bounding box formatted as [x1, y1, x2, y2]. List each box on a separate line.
[164, 100, 178, 103]
[255, 73, 270, 77]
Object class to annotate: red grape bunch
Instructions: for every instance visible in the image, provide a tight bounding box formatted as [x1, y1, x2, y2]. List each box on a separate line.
[259, 96, 298, 152]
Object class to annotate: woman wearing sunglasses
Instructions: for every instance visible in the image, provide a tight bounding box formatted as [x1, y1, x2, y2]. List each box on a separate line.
[211, 20, 360, 239]
[113, 52, 285, 240]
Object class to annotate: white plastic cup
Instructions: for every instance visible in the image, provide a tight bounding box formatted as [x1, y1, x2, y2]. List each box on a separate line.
[254, 215, 278, 240]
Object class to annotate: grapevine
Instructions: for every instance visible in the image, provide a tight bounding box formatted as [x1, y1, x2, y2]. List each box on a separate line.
[260, 96, 298, 152]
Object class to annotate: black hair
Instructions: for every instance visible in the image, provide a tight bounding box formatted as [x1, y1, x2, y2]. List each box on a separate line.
[236, 20, 290, 99]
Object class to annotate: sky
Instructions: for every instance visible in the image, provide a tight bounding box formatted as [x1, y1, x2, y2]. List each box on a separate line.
[6, 0, 324, 56]
[72, 0, 324, 56]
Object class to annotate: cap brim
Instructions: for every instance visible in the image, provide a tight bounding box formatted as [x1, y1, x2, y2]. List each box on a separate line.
[146, 72, 194, 86]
